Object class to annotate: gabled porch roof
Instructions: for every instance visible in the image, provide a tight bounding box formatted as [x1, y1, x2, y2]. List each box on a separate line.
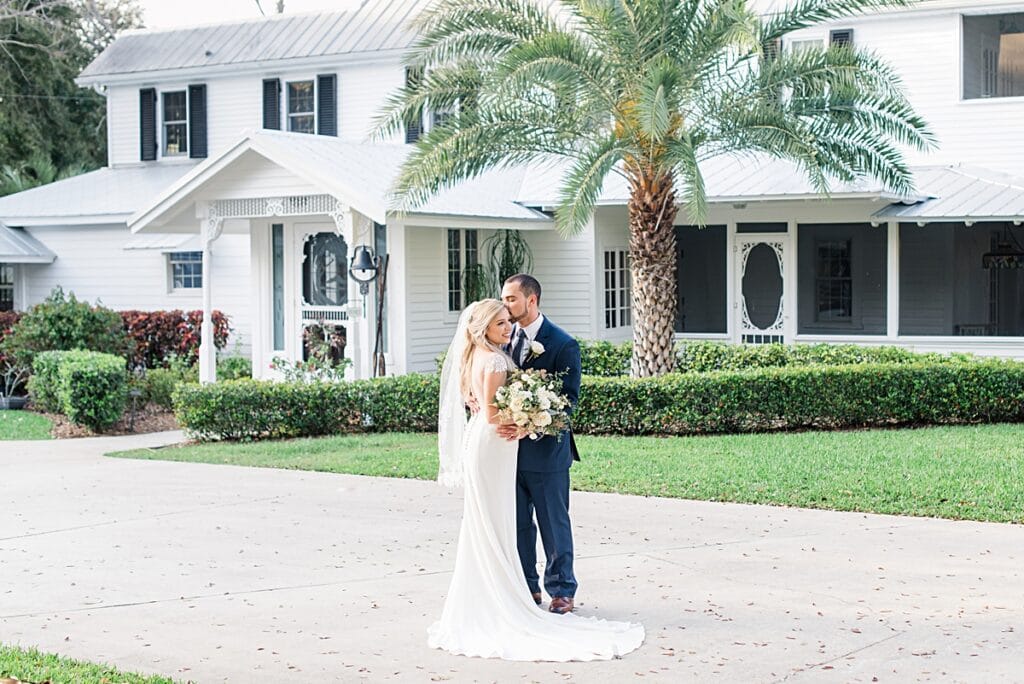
[129, 130, 551, 233]
[0, 223, 56, 263]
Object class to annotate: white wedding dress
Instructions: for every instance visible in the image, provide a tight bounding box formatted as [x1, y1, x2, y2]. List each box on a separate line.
[428, 352, 644, 661]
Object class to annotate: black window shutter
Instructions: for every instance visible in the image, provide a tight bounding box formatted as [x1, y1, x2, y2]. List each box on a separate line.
[404, 67, 423, 144]
[188, 84, 208, 158]
[317, 74, 337, 136]
[139, 88, 157, 161]
[263, 78, 281, 130]
[830, 29, 854, 47]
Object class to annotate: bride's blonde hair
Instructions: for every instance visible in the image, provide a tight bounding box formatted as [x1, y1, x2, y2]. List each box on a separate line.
[459, 299, 513, 399]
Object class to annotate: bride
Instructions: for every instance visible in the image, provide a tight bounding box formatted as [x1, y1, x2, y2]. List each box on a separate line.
[429, 299, 644, 661]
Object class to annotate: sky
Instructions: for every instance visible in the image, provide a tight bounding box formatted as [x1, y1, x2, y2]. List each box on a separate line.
[139, 0, 364, 30]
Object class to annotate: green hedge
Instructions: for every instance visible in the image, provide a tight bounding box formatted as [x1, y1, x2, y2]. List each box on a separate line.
[29, 350, 127, 431]
[174, 361, 1024, 441]
[575, 361, 1024, 435]
[173, 374, 439, 440]
[578, 340, 954, 377]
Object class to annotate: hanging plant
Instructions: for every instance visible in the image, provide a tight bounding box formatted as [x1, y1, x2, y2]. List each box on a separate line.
[462, 262, 495, 302]
[483, 230, 533, 291]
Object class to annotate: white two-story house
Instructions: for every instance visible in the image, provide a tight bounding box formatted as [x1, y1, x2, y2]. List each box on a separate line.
[0, 0, 1022, 382]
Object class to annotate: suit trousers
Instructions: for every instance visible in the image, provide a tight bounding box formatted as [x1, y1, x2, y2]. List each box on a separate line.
[516, 468, 577, 599]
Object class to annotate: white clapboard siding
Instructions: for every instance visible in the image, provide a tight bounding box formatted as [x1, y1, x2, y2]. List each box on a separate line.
[198, 152, 322, 200]
[404, 226, 455, 373]
[106, 60, 406, 167]
[521, 225, 596, 339]
[19, 225, 253, 353]
[786, 9, 1024, 176]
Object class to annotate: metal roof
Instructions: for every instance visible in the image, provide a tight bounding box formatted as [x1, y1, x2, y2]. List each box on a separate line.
[0, 223, 56, 263]
[873, 166, 1024, 222]
[0, 164, 196, 226]
[79, 0, 433, 82]
[516, 153, 914, 207]
[129, 130, 550, 232]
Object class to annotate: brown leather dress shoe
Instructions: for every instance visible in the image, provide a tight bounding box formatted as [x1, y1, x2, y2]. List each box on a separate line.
[549, 596, 574, 614]
[531, 592, 542, 606]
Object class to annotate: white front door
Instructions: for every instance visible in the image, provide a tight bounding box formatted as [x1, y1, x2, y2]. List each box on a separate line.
[734, 235, 790, 344]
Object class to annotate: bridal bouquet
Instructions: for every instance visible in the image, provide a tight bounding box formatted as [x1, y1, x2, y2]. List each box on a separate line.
[493, 368, 570, 440]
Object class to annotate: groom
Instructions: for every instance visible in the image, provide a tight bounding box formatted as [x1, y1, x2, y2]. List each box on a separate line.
[498, 274, 582, 615]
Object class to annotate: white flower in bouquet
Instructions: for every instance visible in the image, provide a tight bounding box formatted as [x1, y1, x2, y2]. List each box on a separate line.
[532, 411, 552, 427]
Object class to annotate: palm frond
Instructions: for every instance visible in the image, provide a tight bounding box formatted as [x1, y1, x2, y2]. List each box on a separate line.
[555, 134, 624, 237]
[760, 0, 916, 42]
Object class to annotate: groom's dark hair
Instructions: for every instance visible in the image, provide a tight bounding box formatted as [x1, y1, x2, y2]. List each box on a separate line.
[505, 273, 541, 303]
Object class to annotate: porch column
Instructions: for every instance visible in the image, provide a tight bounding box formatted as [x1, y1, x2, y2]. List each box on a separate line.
[886, 220, 900, 338]
[199, 213, 224, 384]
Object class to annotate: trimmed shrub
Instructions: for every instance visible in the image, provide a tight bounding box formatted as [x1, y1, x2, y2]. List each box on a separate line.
[674, 341, 948, 373]
[144, 368, 182, 409]
[574, 361, 1024, 435]
[218, 355, 252, 381]
[0, 288, 130, 369]
[579, 339, 632, 377]
[27, 350, 63, 412]
[120, 309, 230, 368]
[173, 361, 1024, 441]
[30, 350, 127, 430]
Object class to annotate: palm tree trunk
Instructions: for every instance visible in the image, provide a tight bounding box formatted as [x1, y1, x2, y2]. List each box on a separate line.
[627, 168, 678, 377]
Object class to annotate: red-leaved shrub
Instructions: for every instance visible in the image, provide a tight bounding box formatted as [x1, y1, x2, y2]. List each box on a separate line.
[120, 310, 230, 368]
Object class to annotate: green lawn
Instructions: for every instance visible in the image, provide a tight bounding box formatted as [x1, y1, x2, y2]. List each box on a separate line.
[0, 644, 181, 684]
[0, 410, 52, 440]
[110, 424, 1024, 523]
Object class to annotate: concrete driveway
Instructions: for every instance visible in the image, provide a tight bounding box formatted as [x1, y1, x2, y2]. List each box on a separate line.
[1, 432, 1022, 683]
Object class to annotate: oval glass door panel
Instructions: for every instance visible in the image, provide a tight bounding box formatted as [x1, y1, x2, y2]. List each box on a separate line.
[742, 243, 782, 330]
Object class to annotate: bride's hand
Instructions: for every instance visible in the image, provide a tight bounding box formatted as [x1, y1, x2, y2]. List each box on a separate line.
[496, 423, 523, 441]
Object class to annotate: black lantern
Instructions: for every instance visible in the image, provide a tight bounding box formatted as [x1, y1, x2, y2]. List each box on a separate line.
[349, 244, 378, 294]
[982, 225, 1024, 270]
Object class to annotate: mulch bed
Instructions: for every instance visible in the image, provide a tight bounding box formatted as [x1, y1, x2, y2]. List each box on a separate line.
[37, 403, 180, 439]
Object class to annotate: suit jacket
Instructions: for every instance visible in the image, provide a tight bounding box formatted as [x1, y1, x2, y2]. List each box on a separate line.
[512, 316, 582, 472]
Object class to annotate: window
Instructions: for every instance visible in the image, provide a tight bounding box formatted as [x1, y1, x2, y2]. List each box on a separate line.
[963, 13, 1024, 99]
[169, 251, 202, 290]
[271, 225, 285, 350]
[603, 249, 632, 329]
[815, 240, 853, 321]
[162, 91, 188, 156]
[302, 232, 348, 306]
[0, 263, 13, 311]
[446, 229, 478, 312]
[287, 80, 316, 133]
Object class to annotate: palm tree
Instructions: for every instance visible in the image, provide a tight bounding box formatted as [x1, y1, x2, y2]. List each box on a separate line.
[375, 0, 934, 377]
[0, 153, 89, 197]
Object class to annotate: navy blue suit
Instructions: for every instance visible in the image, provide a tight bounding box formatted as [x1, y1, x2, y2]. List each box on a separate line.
[512, 316, 581, 599]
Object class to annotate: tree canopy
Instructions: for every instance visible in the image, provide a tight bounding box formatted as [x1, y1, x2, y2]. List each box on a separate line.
[0, 0, 142, 194]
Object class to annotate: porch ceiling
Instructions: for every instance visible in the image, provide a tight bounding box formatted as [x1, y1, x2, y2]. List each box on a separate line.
[0, 223, 56, 263]
[873, 165, 1024, 222]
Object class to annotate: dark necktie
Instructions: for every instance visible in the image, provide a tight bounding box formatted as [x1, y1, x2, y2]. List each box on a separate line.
[511, 328, 527, 366]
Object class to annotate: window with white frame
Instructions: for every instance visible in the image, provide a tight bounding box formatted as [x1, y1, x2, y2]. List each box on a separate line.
[446, 228, 479, 312]
[162, 91, 188, 156]
[963, 13, 1024, 99]
[603, 249, 632, 329]
[169, 251, 202, 290]
[287, 80, 316, 133]
[0, 263, 14, 311]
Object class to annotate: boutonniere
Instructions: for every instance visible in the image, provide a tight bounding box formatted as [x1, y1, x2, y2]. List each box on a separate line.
[526, 340, 545, 362]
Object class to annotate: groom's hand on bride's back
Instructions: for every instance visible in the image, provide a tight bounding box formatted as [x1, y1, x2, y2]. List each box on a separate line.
[465, 394, 481, 414]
